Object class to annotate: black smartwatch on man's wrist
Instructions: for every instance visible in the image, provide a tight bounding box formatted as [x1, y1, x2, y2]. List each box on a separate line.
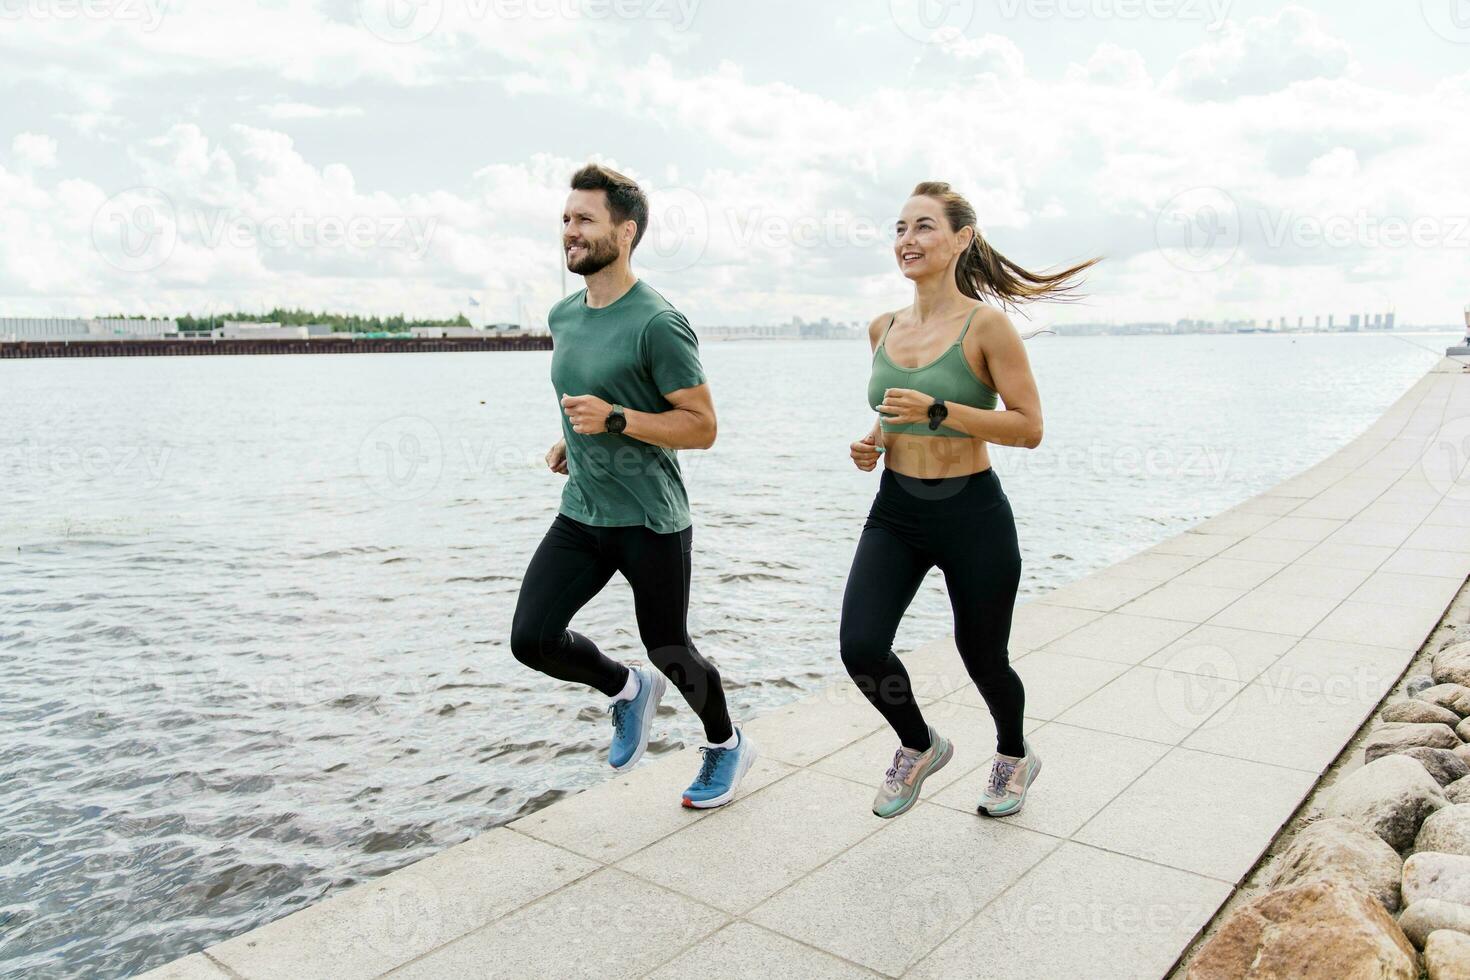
[927, 398, 948, 431]
[605, 404, 627, 434]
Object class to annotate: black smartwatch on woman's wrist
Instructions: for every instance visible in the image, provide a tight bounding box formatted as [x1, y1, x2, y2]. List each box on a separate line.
[927, 398, 948, 431]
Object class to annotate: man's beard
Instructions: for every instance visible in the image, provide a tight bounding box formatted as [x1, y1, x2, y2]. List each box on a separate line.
[565, 233, 620, 276]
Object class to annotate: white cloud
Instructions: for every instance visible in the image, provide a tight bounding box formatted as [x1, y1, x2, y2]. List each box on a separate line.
[1163, 6, 1355, 101]
[260, 103, 367, 120]
[913, 31, 1027, 84]
[12, 133, 58, 169]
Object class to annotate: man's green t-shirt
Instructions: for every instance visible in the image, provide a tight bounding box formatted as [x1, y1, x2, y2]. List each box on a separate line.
[548, 280, 707, 533]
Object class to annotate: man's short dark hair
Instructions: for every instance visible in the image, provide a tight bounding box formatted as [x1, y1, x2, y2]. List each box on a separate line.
[570, 163, 649, 252]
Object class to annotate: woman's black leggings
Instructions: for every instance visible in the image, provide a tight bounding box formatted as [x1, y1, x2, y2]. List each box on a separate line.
[840, 466, 1025, 756]
[510, 514, 733, 744]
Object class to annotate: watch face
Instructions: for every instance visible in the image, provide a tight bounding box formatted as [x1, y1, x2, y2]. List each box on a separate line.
[928, 402, 946, 419]
[607, 411, 626, 433]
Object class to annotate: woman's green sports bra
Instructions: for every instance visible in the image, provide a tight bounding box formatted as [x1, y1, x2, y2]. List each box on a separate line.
[867, 306, 999, 438]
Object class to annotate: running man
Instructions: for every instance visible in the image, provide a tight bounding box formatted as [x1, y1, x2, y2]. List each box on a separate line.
[509, 163, 756, 808]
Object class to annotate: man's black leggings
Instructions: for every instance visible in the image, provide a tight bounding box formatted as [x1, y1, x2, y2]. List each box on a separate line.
[840, 466, 1025, 757]
[510, 514, 733, 744]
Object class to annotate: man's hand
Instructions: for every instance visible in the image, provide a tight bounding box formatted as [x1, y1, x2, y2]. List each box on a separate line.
[546, 439, 568, 475]
[877, 387, 936, 425]
[850, 432, 881, 472]
[560, 393, 614, 435]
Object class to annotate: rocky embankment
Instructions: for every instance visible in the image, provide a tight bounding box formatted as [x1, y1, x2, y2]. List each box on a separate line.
[1182, 591, 1470, 980]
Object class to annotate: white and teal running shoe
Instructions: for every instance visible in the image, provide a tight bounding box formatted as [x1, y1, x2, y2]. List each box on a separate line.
[872, 726, 953, 819]
[682, 728, 757, 809]
[977, 737, 1041, 817]
[608, 666, 665, 771]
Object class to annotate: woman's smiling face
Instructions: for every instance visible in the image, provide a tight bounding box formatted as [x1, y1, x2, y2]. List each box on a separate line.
[894, 195, 972, 281]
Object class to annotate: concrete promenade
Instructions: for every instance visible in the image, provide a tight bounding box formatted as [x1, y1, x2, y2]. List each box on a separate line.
[144, 358, 1470, 979]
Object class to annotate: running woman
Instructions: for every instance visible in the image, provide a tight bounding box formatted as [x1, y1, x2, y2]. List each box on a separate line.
[844, 181, 1097, 819]
[509, 163, 756, 808]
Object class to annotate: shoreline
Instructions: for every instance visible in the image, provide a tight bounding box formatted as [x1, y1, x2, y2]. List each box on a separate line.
[1167, 573, 1470, 976]
[0, 336, 553, 359]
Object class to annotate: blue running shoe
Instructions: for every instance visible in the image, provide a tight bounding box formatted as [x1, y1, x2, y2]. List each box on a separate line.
[682, 728, 757, 809]
[608, 667, 665, 771]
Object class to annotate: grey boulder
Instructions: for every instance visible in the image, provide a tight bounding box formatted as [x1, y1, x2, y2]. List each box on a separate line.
[1321, 755, 1448, 852]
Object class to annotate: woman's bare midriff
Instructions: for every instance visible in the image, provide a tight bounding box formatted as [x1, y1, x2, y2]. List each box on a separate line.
[882, 433, 993, 479]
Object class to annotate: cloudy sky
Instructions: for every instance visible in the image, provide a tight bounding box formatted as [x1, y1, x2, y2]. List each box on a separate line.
[2, 0, 1467, 328]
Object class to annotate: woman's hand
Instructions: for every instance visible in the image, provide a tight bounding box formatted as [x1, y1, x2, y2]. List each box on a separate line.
[877, 387, 935, 425]
[546, 439, 569, 474]
[850, 432, 881, 471]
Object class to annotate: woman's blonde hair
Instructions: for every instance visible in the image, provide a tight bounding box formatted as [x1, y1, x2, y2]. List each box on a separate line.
[911, 180, 1100, 311]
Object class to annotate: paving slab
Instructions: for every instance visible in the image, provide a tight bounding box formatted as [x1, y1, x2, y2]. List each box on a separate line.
[208, 828, 598, 979]
[1252, 560, 1375, 601]
[615, 769, 884, 915]
[1033, 571, 1158, 612]
[1140, 624, 1298, 684]
[1216, 535, 1315, 564]
[385, 868, 726, 979]
[1309, 599, 1446, 648]
[746, 803, 1059, 976]
[1041, 613, 1195, 665]
[1073, 748, 1318, 883]
[509, 747, 793, 863]
[135, 954, 232, 980]
[1257, 636, 1415, 704]
[1179, 679, 1381, 773]
[1171, 557, 1285, 591]
[946, 648, 1130, 720]
[646, 922, 880, 979]
[810, 698, 1044, 793]
[1115, 582, 1247, 623]
[1206, 588, 1341, 636]
[1055, 665, 1243, 745]
[908, 841, 1233, 980]
[930, 722, 1171, 838]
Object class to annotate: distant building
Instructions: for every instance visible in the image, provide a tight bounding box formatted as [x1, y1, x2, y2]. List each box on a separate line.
[0, 317, 178, 341]
[222, 321, 308, 339]
[410, 326, 496, 338]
